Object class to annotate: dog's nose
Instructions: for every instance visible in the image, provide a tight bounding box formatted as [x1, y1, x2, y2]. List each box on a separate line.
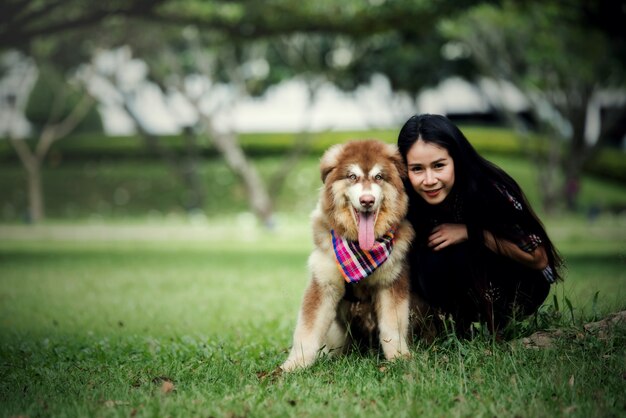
[360, 194, 375, 209]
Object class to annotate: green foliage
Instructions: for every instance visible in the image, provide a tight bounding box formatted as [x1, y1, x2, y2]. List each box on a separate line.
[441, 0, 625, 90]
[24, 64, 102, 134]
[584, 148, 626, 184]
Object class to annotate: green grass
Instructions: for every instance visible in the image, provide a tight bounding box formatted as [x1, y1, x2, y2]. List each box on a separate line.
[0, 216, 624, 418]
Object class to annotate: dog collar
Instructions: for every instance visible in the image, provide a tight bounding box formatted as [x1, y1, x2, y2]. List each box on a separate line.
[331, 228, 395, 284]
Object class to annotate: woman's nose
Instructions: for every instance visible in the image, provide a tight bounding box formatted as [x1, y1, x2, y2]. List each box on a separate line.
[423, 170, 436, 185]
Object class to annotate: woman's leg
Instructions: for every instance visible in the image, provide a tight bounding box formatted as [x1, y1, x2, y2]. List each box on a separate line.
[481, 251, 550, 331]
[411, 243, 483, 334]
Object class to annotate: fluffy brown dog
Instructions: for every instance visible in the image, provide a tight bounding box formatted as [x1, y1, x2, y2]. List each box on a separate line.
[281, 140, 415, 371]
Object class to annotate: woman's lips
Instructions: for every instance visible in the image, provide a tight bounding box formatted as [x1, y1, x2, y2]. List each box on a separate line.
[423, 188, 441, 198]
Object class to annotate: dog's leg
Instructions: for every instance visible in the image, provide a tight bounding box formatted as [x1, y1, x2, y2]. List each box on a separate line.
[375, 277, 411, 360]
[281, 278, 343, 372]
[324, 318, 348, 356]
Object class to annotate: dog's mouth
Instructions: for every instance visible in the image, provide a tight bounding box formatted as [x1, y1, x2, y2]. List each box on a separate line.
[352, 208, 380, 250]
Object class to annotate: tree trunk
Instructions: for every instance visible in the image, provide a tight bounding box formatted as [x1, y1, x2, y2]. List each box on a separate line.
[9, 138, 45, 222]
[536, 142, 562, 214]
[559, 87, 598, 212]
[203, 118, 274, 227]
[214, 131, 274, 226]
[181, 127, 205, 211]
[268, 83, 319, 201]
[562, 136, 586, 213]
[121, 100, 206, 212]
[27, 162, 44, 222]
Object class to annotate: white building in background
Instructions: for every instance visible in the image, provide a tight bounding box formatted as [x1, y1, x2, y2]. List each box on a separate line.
[0, 48, 517, 137]
[94, 75, 517, 135]
[0, 51, 38, 139]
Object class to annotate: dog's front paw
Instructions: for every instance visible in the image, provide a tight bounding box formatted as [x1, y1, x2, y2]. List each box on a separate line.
[381, 339, 411, 361]
[281, 344, 319, 372]
[280, 358, 307, 373]
[388, 348, 412, 361]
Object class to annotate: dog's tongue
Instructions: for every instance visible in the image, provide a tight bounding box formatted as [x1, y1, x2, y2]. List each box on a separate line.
[358, 212, 376, 250]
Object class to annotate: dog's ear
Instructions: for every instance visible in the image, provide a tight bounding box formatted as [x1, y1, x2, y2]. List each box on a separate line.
[320, 143, 345, 183]
[385, 143, 407, 180]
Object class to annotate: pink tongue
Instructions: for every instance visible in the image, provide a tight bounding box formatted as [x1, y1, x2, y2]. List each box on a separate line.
[358, 212, 376, 250]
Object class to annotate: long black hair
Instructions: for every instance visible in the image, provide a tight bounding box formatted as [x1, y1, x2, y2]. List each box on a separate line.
[397, 114, 562, 280]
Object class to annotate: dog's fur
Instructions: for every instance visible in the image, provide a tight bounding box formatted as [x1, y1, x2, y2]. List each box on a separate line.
[281, 140, 415, 372]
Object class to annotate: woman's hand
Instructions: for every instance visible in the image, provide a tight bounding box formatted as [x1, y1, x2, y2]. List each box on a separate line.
[427, 223, 468, 251]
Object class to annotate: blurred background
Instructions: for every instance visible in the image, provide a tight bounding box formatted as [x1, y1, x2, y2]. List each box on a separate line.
[0, 0, 624, 228]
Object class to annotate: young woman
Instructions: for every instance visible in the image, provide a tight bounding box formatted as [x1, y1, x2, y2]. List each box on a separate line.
[397, 114, 562, 335]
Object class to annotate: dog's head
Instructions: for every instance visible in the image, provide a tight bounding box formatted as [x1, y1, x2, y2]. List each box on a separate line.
[319, 140, 408, 249]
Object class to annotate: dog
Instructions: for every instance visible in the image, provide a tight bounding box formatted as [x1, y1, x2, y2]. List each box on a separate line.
[281, 140, 415, 372]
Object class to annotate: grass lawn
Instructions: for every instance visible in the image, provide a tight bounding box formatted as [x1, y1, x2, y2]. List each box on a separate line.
[0, 214, 624, 417]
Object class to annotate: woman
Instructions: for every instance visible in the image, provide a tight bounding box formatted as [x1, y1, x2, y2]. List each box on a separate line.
[397, 114, 562, 336]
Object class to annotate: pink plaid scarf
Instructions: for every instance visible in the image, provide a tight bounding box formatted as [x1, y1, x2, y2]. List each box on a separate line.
[331, 228, 395, 283]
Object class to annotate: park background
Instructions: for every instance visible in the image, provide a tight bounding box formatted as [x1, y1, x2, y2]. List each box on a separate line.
[0, 1, 625, 417]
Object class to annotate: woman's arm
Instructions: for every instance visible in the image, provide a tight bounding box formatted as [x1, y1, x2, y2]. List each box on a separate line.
[482, 230, 549, 270]
[427, 223, 549, 270]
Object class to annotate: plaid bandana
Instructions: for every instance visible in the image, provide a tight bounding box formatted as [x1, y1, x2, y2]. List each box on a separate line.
[331, 228, 395, 284]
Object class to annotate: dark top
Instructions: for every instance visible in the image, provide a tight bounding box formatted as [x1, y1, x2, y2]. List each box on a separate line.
[408, 183, 552, 330]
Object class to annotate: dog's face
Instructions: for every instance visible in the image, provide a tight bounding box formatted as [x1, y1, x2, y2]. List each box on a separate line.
[319, 140, 408, 249]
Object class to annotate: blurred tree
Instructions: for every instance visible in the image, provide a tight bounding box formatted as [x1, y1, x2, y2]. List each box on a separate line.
[77, 45, 210, 215]
[262, 34, 353, 200]
[441, 0, 626, 212]
[8, 58, 96, 222]
[71, 0, 487, 225]
[3, 0, 493, 223]
[1, 24, 108, 222]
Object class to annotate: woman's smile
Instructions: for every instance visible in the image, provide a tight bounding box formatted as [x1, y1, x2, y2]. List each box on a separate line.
[423, 188, 442, 198]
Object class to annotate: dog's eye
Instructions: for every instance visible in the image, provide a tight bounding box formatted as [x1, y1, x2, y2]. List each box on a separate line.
[348, 173, 358, 181]
[374, 174, 383, 181]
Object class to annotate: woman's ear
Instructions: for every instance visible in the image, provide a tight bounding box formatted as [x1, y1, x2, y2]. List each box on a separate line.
[320, 143, 345, 183]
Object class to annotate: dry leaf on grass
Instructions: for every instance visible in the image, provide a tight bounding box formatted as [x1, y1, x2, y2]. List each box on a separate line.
[256, 367, 282, 383]
[160, 380, 175, 394]
[568, 375, 575, 387]
[151, 376, 175, 394]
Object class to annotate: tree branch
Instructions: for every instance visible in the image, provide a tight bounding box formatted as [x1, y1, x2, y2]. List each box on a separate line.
[35, 92, 95, 161]
[9, 138, 36, 174]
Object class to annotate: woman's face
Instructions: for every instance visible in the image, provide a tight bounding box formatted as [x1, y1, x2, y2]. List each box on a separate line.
[406, 139, 455, 205]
